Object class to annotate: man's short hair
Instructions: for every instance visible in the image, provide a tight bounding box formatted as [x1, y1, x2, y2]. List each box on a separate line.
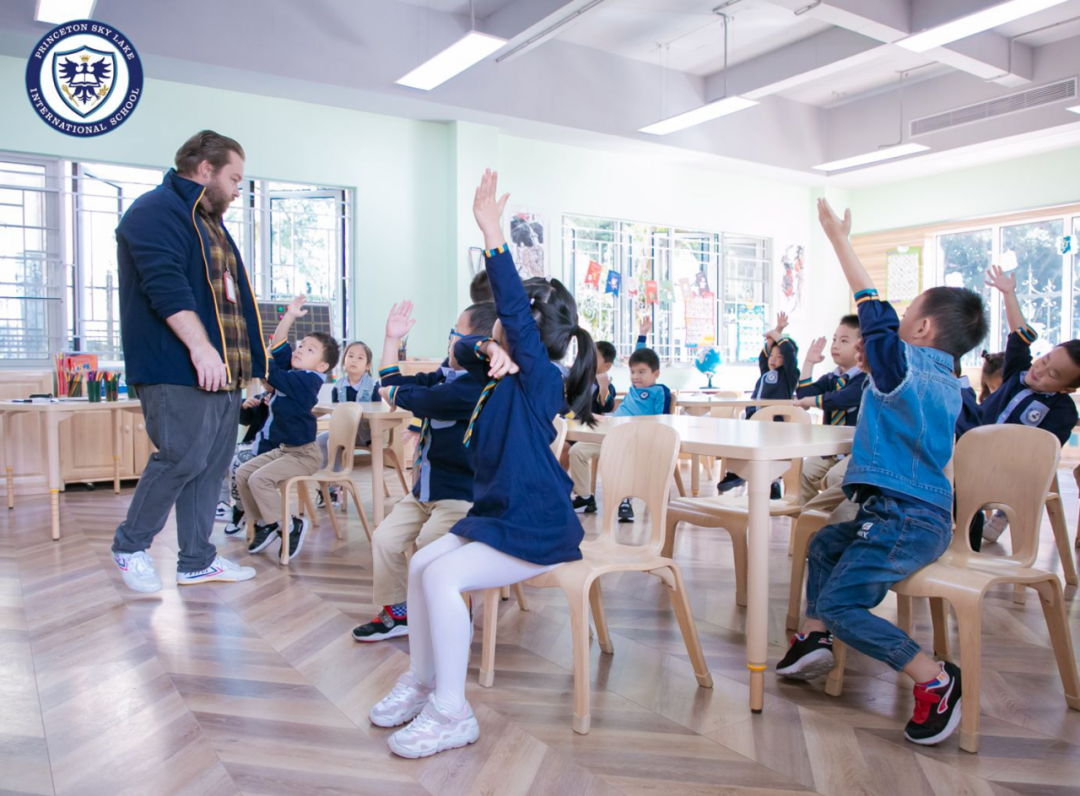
[596, 341, 617, 364]
[628, 346, 660, 372]
[307, 332, 340, 371]
[175, 130, 245, 176]
[470, 271, 492, 304]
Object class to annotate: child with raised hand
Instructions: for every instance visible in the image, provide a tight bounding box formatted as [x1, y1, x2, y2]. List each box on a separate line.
[234, 295, 338, 560]
[793, 315, 866, 504]
[351, 298, 494, 643]
[568, 315, 671, 521]
[369, 169, 597, 759]
[979, 350, 1004, 402]
[717, 312, 799, 496]
[778, 199, 988, 749]
[973, 265, 1080, 546]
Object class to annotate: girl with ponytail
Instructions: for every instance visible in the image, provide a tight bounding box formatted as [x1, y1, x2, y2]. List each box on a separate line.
[370, 170, 597, 759]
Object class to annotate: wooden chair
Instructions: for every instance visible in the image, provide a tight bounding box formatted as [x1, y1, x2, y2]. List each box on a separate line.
[342, 416, 410, 510]
[822, 425, 1080, 754]
[665, 406, 811, 606]
[266, 403, 373, 566]
[478, 421, 713, 733]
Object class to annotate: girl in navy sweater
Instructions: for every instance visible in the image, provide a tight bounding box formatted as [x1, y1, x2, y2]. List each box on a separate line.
[370, 170, 598, 759]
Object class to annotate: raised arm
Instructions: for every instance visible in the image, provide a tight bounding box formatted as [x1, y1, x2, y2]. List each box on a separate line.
[272, 295, 306, 347]
[765, 312, 788, 345]
[818, 199, 873, 294]
[381, 300, 417, 373]
[986, 265, 1024, 333]
[800, 336, 827, 384]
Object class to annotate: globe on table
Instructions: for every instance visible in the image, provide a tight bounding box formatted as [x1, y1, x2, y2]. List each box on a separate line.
[694, 346, 722, 389]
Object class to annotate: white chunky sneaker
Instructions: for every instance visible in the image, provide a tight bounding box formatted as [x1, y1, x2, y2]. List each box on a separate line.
[176, 555, 256, 586]
[982, 510, 1009, 543]
[214, 501, 232, 522]
[370, 672, 433, 728]
[387, 700, 480, 759]
[114, 551, 163, 593]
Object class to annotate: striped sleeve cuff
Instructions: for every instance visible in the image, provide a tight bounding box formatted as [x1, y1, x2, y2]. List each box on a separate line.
[474, 337, 493, 361]
[854, 288, 879, 305]
[815, 395, 823, 409]
[1015, 324, 1038, 345]
[270, 340, 289, 353]
[798, 377, 813, 387]
[483, 243, 509, 258]
[378, 365, 401, 378]
[384, 385, 399, 407]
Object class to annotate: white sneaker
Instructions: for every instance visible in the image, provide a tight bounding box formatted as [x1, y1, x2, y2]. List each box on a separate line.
[214, 501, 232, 522]
[176, 555, 256, 586]
[982, 510, 1009, 543]
[369, 671, 433, 728]
[114, 551, 163, 593]
[387, 700, 480, 759]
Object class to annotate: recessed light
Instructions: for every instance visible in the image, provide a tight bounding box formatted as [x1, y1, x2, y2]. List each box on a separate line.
[813, 143, 931, 172]
[897, 0, 1070, 53]
[35, 0, 96, 24]
[396, 31, 506, 91]
[639, 96, 758, 136]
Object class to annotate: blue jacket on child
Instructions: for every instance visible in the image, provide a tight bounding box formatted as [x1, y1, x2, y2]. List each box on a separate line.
[748, 337, 799, 419]
[450, 245, 582, 566]
[977, 325, 1078, 446]
[381, 356, 486, 504]
[842, 291, 958, 514]
[117, 169, 268, 387]
[795, 366, 866, 426]
[615, 335, 672, 416]
[265, 341, 325, 447]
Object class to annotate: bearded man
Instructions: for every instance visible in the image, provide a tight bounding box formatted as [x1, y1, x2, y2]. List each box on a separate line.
[110, 130, 267, 592]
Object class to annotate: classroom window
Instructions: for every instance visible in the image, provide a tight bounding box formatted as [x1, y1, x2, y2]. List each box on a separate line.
[565, 214, 770, 364]
[0, 151, 351, 366]
[938, 228, 992, 366]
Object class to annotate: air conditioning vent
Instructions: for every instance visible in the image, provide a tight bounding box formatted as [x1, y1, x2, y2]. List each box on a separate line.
[910, 77, 1077, 137]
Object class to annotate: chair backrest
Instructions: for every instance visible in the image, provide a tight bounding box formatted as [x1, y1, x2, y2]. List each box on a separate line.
[551, 416, 568, 456]
[716, 391, 739, 399]
[664, 387, 678, 415]
[708, 406, 739, 420]
[596, 421, 681, 554]
[324, 403, 364, 475]
[751, 405, 810, 501]
[953, 424, 1060, 566]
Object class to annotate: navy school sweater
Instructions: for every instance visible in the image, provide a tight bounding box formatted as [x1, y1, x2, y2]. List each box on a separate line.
[795, 366, 866, 427]
[264, 341, 325, 447]
[747, 337, 799, 419]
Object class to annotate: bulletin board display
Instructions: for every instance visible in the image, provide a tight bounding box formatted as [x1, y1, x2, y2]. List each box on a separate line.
[885, 246, 922, 304]
[258, 301, 334, 342]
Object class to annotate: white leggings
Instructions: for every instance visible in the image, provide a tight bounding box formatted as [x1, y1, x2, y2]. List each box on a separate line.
[407, 533, 557, 714]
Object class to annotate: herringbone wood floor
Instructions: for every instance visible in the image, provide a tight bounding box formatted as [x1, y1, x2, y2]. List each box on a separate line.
[3, 462, 1080, 796]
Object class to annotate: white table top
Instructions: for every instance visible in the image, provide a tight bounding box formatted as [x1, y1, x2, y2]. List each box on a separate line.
[566, 414, 853, 460]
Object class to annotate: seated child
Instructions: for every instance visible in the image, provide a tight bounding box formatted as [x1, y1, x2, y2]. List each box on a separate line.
[234, 295, 339, 560]
[778, 199, 988, 749]
[979, 350, 1004, 402]
[974, 265, 1080, 547]
[718, 312, 799, 496]
[592, 341, 617, 415]
[569, 317, 670, 522]
[314, 340, 378, 507]
[352, 299, 495, 642]
[793, 315, 866, 504]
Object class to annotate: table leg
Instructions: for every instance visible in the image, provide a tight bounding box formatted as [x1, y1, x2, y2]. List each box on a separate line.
[371, 420, 386, 526]
[744, 458, 771, 713]
[691, 454, 701, 497]
[0, 412, 12, 510]
[46, 413, 62, 541]
[111, 408, 122, 494]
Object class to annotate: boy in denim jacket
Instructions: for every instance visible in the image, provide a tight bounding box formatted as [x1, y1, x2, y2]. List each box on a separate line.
[778, 200, 988, 749]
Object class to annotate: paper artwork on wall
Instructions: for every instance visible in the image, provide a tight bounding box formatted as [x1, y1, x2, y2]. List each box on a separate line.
[886, 245, 922, 304]
[604, 270, 621, 297]
[781, 244, 805, 313]
[508, 208, 547, 279]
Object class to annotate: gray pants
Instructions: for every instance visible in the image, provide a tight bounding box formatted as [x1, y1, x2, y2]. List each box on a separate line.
[112, 384, 241, 573]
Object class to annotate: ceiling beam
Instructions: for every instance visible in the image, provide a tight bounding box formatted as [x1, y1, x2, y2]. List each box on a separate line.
[481, 0, 607, 62]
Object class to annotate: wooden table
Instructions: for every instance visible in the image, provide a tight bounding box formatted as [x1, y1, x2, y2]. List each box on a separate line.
[313, 401, 413, 525]
[566, 414, 854, 714]
[0, 399, 146, 540]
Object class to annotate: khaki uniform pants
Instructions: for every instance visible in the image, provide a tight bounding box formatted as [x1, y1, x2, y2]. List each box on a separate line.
[568, 442, 602, 498]
[798, 455, 849, 505]
[235, 443, 323, 526]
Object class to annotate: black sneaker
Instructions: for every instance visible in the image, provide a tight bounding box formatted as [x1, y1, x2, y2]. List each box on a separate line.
[315, 489, 326, 508]
[281, 516, 310, 559]
[224, 506, 246, 536]
[353, 607, 409, 642]
[717, 473, 745, 493]
[572, 495, 597, 514]
[618, 499, 634, 523]
[776, 631, 835, 680]
[770, 481, 782, 501]
[215, 500, 232, 522]
[904, 661, 962, 746]
[247, 522, 280, 554]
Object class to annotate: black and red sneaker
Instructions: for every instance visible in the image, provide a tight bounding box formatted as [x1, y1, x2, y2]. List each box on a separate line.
[776, 631, 835, 680]
[353, 606, 409, 642]
[905, 661, 962, 745]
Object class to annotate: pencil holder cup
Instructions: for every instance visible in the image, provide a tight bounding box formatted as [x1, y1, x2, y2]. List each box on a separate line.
[87, 381, 101, 403]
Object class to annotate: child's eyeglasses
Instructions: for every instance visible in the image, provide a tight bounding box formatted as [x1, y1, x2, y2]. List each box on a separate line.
[449, 329, 465, 340]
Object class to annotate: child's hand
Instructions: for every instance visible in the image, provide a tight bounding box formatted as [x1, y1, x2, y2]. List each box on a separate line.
[985, 264, 1016, 294]
[817, 198, 852, 240]
[806, 336, 827, 365]
[639, 316, 653, 336]
[776, 311, 789, 333]
[793, 396, 816, 409]
[854, 338, 871, 375]
[385, 301, 416, 340]
[473, 169, 510, 245]
[481, 340, 519, 379]
[242, 395, 261, 410]
[286, 294, 308, 318]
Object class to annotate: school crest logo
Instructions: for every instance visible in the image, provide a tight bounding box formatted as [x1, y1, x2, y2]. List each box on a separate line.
[1022, 403, 1047, 426]
[25, 20, 143, 137]
[765, 371, 779, 384]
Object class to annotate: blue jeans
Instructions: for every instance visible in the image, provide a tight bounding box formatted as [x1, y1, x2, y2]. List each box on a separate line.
[805, 493, 952, 671]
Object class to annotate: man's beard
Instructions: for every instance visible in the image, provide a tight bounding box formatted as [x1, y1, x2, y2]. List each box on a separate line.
[203, 182, 233, 217]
